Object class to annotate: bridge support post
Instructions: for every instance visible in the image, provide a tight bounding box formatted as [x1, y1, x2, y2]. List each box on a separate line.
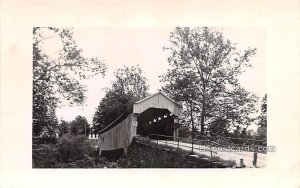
[173, 128, 179, 141]
[173, 117, 179, 141]
[173, 129, 176, 141]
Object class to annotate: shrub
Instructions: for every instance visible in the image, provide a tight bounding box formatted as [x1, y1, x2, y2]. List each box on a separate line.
[33, 136, 57, 145]
[56, 134, 92, 163]
[32, 144, 60, 168]
[33, 135, 124, 168]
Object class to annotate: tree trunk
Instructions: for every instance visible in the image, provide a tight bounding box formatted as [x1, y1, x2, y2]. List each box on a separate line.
[190, 106, 195, 154]
[200, 101, 206, 135]
[190, 106, 195, 139]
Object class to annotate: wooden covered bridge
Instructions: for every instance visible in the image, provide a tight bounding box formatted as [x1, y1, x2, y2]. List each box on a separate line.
[90, 92, 183, 153]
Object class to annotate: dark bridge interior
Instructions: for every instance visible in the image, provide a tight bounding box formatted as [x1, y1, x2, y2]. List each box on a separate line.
[137, 108, 178, 138]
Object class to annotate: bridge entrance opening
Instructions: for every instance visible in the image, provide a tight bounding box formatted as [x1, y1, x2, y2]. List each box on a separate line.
[136, 108, 180, 140]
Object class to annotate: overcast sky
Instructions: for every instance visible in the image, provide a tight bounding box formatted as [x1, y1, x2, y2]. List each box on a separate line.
[53, 27, 266, 128]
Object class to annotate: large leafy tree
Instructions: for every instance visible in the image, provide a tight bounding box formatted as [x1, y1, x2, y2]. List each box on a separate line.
[33, 27, 107, 136]
[112, 65, 149, 101]
[70, 116, 90, 136]
[161, 27, 258, 136]
[92, 65, 149, 133]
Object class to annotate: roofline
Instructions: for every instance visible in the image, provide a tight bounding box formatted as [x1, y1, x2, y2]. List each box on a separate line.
[134, 92, 182, 108]
[134, 92, 160, 104]
[96, 108, 133, 134]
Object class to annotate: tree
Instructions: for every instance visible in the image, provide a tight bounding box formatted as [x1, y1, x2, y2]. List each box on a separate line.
[33, 91, 58, 136]
[112, 65, 149, 101]
[92, 89, 133, 132]
[161, 27, 258, 136]
[70, 116, 90, 136]
[33, 27, 107, 136]
[209, 85, 258, 132]
[257, 94, 267, 138]
[207, 118, 231, 137]
[258, 94, 267, 127]
[92, 65, 149, 133]
[58, 120, 70, 136]
[160, 74, 200, 137]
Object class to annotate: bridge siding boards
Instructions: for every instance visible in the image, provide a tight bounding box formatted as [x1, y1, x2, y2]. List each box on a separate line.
[99, 113, 134, 151]
[133, 93, 182, 117]
[98, 92, 182, 152]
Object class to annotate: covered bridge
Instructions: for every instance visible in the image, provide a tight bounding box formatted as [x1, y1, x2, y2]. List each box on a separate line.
[94, 92, 183, 153]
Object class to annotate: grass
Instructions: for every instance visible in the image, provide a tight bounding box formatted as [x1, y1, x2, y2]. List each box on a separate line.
[134, 136, 237, 167]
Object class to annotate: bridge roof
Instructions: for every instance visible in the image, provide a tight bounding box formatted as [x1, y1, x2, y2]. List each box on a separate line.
[133, 92, 183, 117]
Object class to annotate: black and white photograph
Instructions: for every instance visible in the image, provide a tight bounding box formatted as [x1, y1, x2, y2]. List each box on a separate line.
[32, 27, 268, 168]
[1, 1, 300, 188]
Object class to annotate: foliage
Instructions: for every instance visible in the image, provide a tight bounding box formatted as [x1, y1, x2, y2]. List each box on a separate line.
[58, 120, 70, 136]
[207, 118, 231, 137]
[112, 65, 149, 100]
[92, 89, 132, 133]
[32, 136, 58, 145]
[56, 134, 92, 163]
[33, 27, 107, 136]
[178, 126, 192, 138]
[32, 135, 238, 168]
[57, 116, 90, 137]
[33, 134, 126, 168]
[258, 94, 267, 127]
[161, 27, 258, 135]
[92, 65, 149, 133]
[69, 115, 90, 136]
[32, 92, 58, 137]
[32, 144, 60, 168]
[256, 94, 267, 139]
[32, 141, 119, 168]
[257, 126, 267, 138]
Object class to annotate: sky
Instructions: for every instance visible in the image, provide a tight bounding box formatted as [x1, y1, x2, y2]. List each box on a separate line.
[52, 27, 266, 129]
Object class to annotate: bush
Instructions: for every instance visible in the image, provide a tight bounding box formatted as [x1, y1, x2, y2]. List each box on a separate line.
[32, 144, 60, 168]
[33, 136, 58, 145]
[33, 134, 128, 168]
[56, 134, 92, 163]
[178, 126, 192, 138]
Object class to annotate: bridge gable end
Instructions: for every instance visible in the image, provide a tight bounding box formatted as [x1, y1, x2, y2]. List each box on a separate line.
[133, 92, 182, 117]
